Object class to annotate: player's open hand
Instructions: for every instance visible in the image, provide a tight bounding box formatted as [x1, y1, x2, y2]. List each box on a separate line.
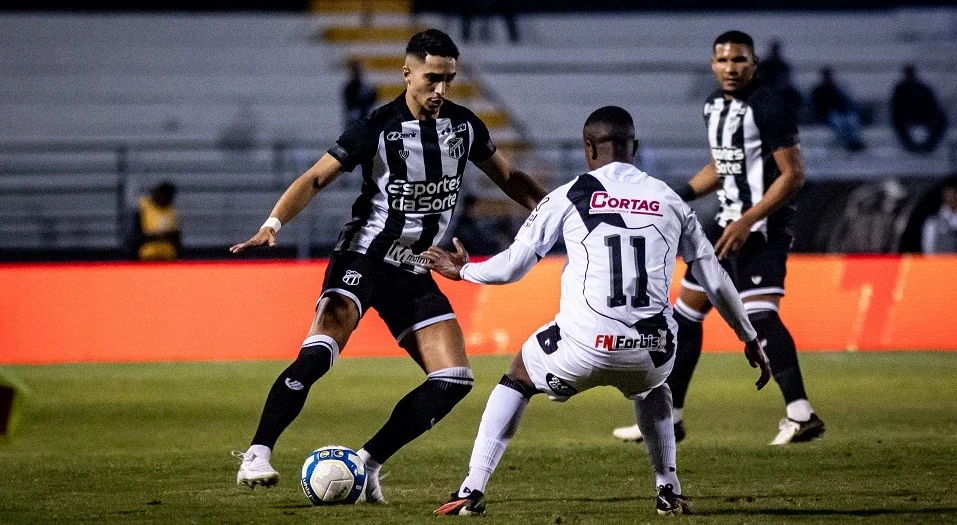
[714, 218, 753, 259]
[420, 237, 469, 281]
[744, 338, 772, 390]
[229, 227, 278, 254]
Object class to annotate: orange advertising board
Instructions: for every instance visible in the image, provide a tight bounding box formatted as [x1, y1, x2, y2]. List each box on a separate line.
[1, 255, 955, 365]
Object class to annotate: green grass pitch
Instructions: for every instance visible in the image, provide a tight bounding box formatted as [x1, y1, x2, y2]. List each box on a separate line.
[1, 352, 955, 524]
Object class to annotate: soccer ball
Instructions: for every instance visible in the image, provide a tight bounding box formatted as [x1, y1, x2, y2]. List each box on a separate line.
[300, 445, 367, 505]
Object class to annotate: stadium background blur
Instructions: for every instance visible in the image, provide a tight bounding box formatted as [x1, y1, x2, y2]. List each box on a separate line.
[1, 2, 956, 523]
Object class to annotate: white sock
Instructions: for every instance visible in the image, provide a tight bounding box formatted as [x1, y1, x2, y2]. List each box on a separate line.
[357, 448, 382, 478]
[786, 399, 813, 422]
[672, 407, 683, 424]
[634, 384, 680, 494]
[458, 384, 529, 497]
[247, 444, 271, 462]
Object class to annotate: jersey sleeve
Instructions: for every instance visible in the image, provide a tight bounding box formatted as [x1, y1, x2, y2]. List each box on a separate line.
[327, 117, 380, 172]
[753, 91, 799, 152]
[676, 200, 715, 263]
[466, 111, 497, 162]
[513, 190, 568, 257]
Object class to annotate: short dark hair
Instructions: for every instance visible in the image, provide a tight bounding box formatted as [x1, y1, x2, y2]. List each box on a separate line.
[713, 30, 756, 56]
[583, 106, 635, 147]
[406, 29, 459, 61]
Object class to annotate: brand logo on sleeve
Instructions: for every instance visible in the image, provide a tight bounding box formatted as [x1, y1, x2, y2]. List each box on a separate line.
[386, 131, 416, 141]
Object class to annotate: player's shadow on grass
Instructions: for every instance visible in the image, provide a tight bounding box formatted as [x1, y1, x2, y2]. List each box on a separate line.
[705, 507, 957, 517]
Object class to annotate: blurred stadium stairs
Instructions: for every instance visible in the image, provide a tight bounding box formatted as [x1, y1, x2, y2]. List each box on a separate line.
[312, 1, 540, 215]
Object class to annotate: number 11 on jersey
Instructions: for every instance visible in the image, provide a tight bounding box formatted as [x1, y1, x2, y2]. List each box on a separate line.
[605, 234, 649, 308]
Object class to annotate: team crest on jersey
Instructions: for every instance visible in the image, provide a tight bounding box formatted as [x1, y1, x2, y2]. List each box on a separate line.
[342, 270, 362, 286]
[726, 114, 741, 135]
[399, 150, 410, 160]
[448, 137, 465, 159]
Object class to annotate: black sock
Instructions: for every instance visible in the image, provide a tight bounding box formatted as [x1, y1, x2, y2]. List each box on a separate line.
[363, 368, 473, 463]
[251, 338, 336, 449]
[666, 310, 703, 410]
[748, 310, 808, 404]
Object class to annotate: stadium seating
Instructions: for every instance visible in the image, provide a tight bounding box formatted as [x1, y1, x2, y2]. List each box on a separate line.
[0, 10, 954, 253]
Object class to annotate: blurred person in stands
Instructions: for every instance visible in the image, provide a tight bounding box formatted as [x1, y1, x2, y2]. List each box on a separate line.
[219, 100, 258, 153]
[613, 30, 824, 446]
[922, 177, 957, 255]
[230, 29, 546, 501]
[757, 40, 801, 114]
[811, 66, 864, 152]
[343, 59, 378, 127]
[132, 182, 181, 261]
[461, 0, 519, 44]
[892, 64, 947, 154]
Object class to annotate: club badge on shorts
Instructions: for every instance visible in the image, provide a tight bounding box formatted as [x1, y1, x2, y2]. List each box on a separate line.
[342, 270, 362, 286]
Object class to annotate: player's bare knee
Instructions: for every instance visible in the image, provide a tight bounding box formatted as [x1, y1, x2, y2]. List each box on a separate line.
[314, 294, 360, 336]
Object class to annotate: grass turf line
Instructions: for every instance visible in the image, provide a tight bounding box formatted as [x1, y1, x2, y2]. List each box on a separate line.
[1, 352, 955, 524]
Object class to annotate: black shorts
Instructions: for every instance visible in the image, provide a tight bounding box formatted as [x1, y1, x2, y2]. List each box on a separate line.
[683, 225, 792, 298]
[320, 251, 456, 342]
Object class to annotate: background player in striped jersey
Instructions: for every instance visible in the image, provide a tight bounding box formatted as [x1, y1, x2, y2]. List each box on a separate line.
[230, 29, 547, 501]
[424, 106, 771, 516]
[613, 30, 825, 446]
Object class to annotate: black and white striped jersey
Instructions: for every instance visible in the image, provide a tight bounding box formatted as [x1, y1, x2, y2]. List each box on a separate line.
[328, 94, 496, 273]
[704, 79, 799, 235]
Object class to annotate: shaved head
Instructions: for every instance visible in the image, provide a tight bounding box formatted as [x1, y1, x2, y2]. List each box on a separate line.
[583, 106, 635, 153]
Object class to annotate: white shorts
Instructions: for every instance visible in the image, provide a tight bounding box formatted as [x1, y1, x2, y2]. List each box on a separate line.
[520, 322, 675, 402]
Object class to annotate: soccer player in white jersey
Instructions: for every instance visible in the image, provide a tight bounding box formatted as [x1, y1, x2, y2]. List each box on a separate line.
[423, 107, 771, 516]
[229, 29, 546, 501]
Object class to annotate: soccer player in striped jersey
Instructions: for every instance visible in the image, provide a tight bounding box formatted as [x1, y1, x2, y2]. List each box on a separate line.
[613, 30, 825, 446]
[230, 29, 547, 501]
[424, 106, 771, 516]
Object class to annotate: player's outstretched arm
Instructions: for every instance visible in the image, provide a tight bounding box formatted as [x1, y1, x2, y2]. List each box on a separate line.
[473, 151, 548, 210]
[422, 238, 540, 285]
[230, 154, 344, 253]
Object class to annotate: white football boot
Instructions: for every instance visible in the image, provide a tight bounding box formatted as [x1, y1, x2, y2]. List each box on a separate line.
[361, 470, 387, 503]
[769, 414, 825, 445]
[612, 423, 644, 442]
[234, 450, 280, 488]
